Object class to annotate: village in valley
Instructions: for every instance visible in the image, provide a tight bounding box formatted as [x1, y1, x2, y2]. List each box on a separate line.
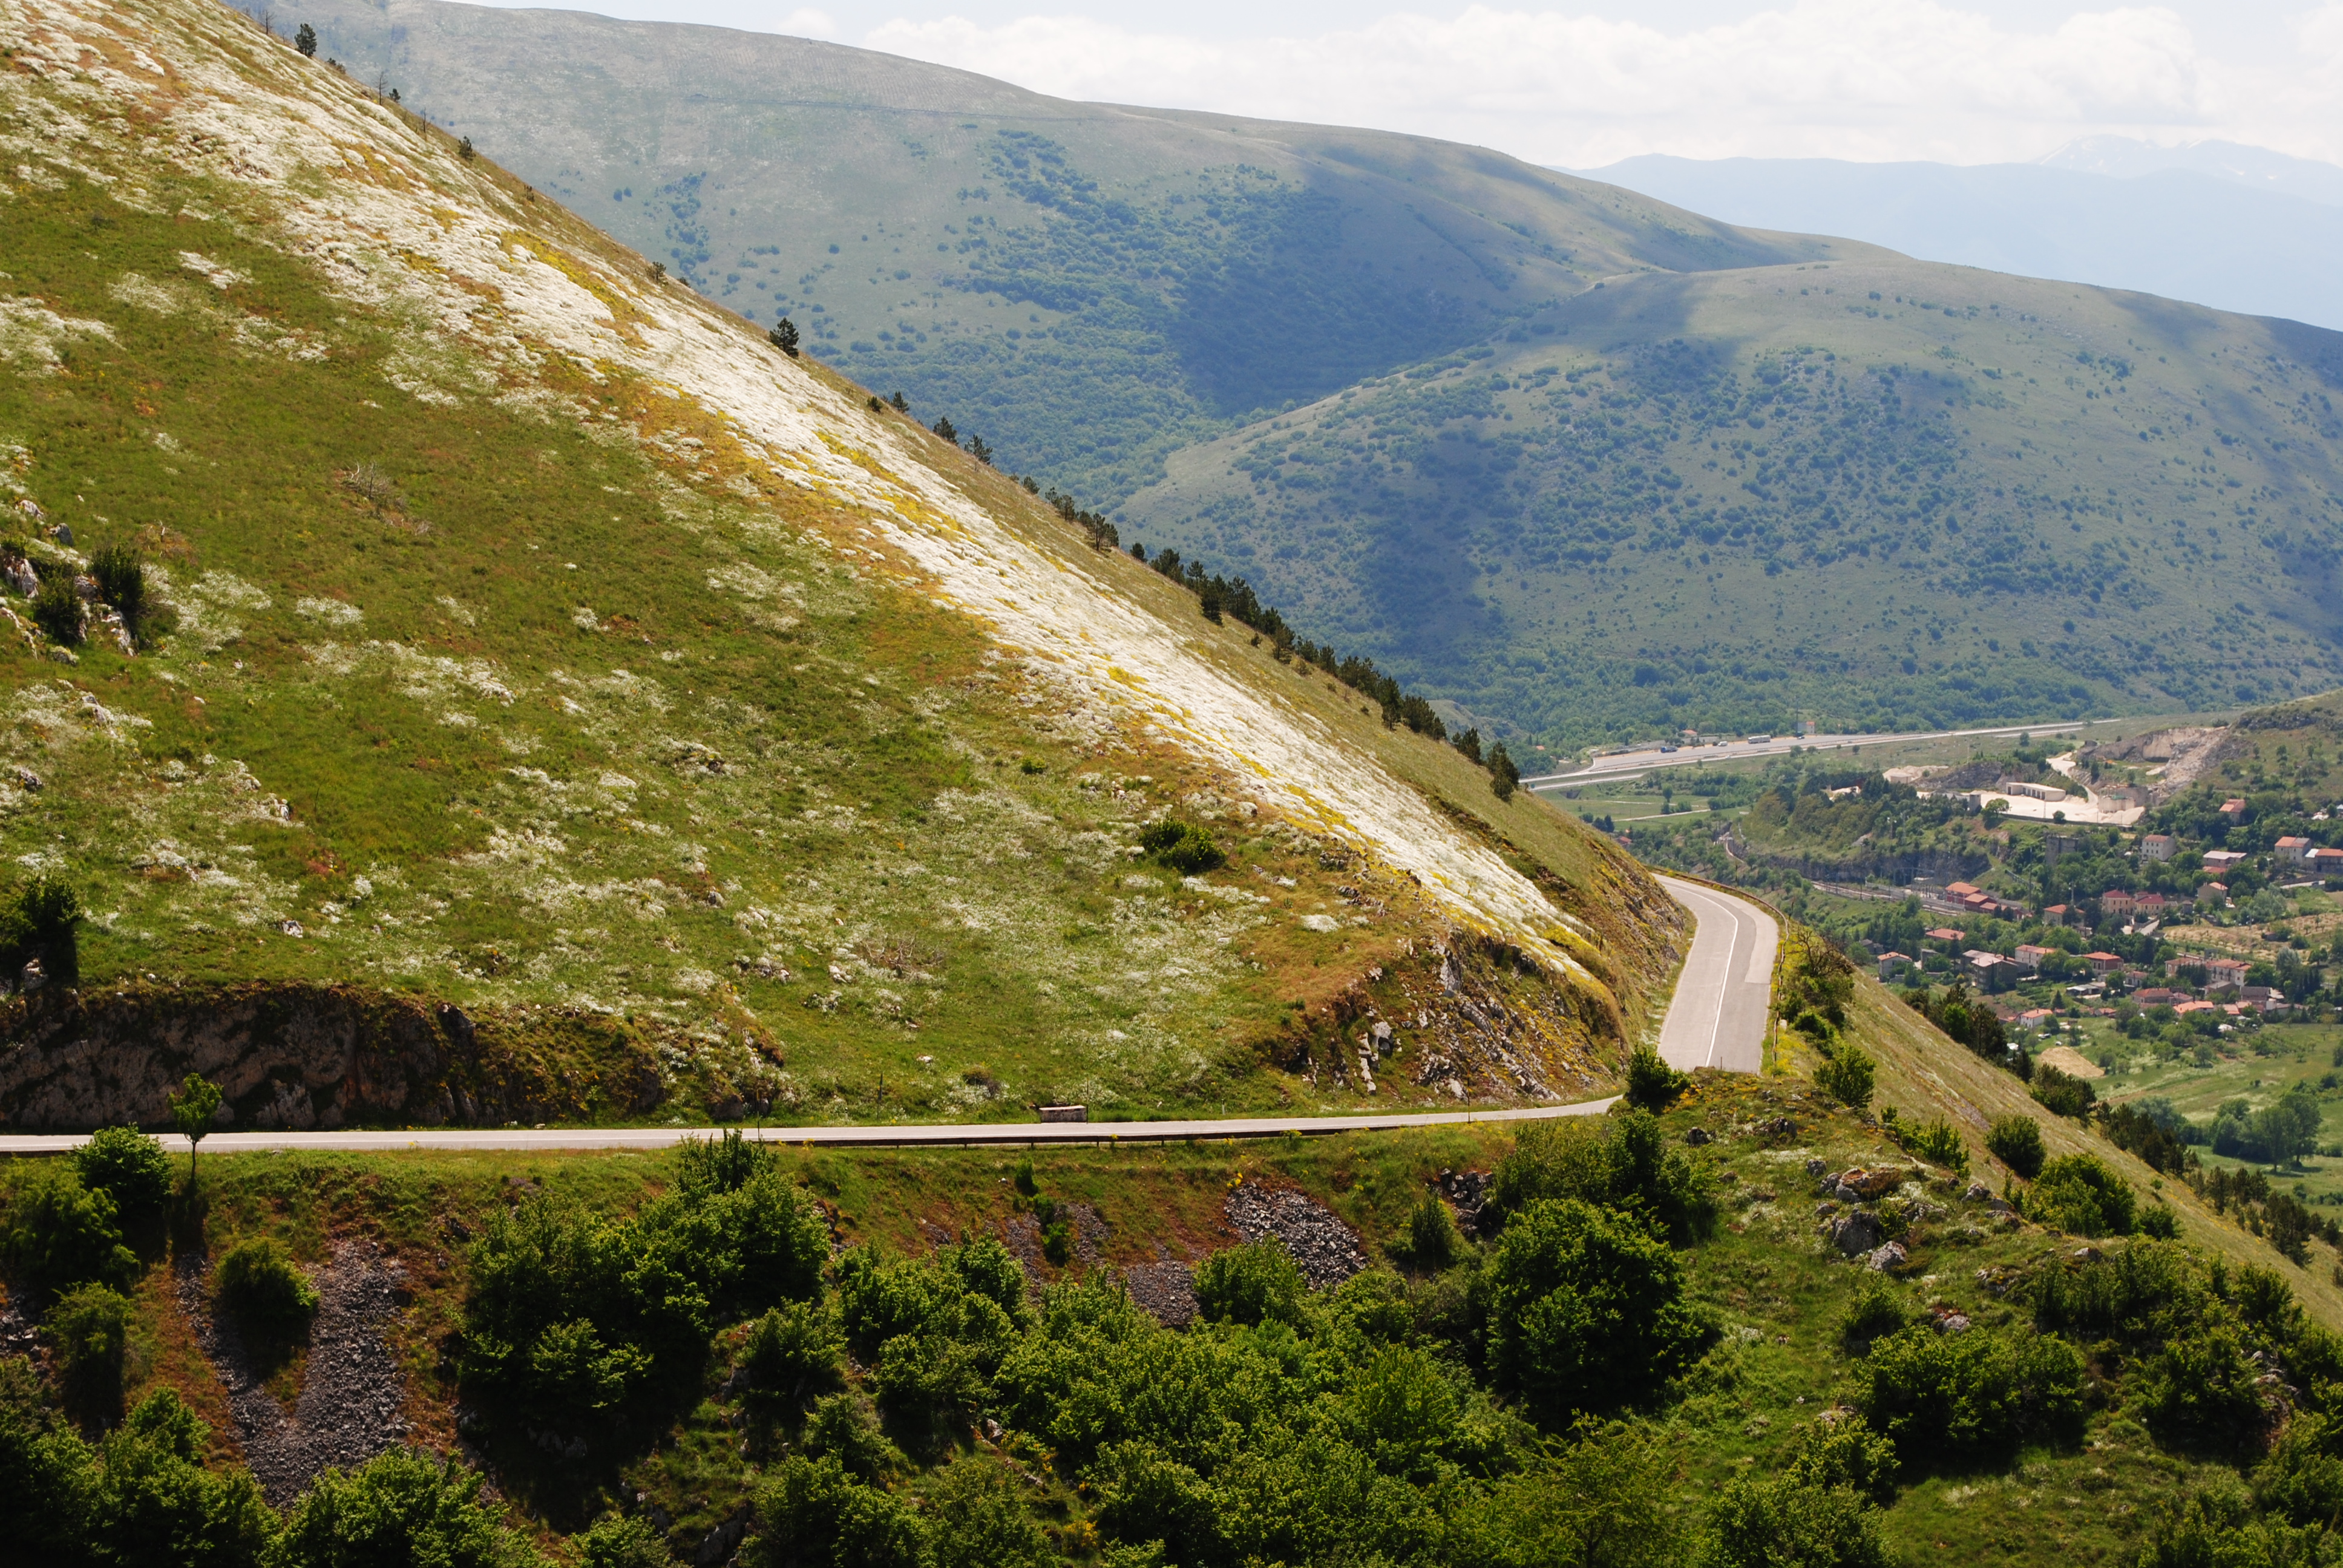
[1596, 699, 2343, 1193]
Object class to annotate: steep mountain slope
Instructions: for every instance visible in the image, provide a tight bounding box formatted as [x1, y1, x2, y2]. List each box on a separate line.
[0, 0, 1682, 1131]
[1124, 256, 2343, 746]
[1580, 151, 2343, 331]
[257, 0, 1854, 502]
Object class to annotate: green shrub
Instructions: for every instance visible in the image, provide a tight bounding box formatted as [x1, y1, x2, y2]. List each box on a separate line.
[1837, 1279, 1910, 1355]
[48, 1283, 131, 1414]
[746, 1454, 925, 1568]
[1985, 1115, 2045, 1179]
[738, 1302, 847, 1423]
[2, 1166, 137, 1301]
[1475, 1419, 1685, 1567]
[459, 1165, 831, 1440]
[1193, 1239, 1308, 1327]
[1390, 1186, 1460, 1273]
[1486, 1198, 1715, 1423]
[2130, 1321, 2275, 1449]
[88, 543, 145, 635]
[269, 1448, 543, 1567]
[2023, 1154, 2136, 1236]
[2254, 1410, 2343, 1527]
[216, 1238, 320, 1342]
[1622, 1045, 1690, 1113]
[72, 1128, 173, 1229]
[92, 1391, 275, 1567]
[2030, 1064, 2097, 1120]
[801, 1393, 903, 1483]
[1138, 820, 1225, 875]
[2138, 1203, 2180, 1240]
[0, 1353, 98, 1561]
[1850, 1325, 2085, 1460]
[1893, 1117, 1970, 1180]
[926, 1454, 1052, 1568]
[2132, 1480, 2329, 1568]
[1814, 1044, 1876, 1110]
[1786, 1412, 1899, 1507]
[30, 571, 82, 645]
[1484, 1109, 1717, 1244]
[575, 1512, 667, 1568]
[1700, 1470, 1893, 1568]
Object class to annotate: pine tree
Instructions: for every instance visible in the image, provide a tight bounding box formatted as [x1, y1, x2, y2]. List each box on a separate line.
[769, 318, 799, 358]
[931, 416, 957, 443]
[1488, 743, 1519, 802]
[456, 136, 474, 162]
[294, 21, 316, 56]
[888, 391, 908, 413]
[1455, 727, 1484, 765]
[966, 434, 992, 465]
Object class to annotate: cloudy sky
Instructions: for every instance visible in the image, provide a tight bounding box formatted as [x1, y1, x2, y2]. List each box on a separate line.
[471, 0, 2343, 169]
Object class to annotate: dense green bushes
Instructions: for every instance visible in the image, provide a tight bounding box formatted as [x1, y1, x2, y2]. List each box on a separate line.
[72, 1129, 172, 1230]
[1850, 1325, 2085, 1459]
[459, 1131, 830, 1442]
[1482, 1108, 1716, 1244]
[2020, 1154, 2136, 1237]
[1485, 1198, 1716, 1423]
[1, 1164, 139, 1303]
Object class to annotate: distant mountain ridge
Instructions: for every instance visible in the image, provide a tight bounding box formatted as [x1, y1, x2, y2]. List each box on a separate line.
[1578, 146, 2343, 331]
[259, 0, 2343, 749]
[277, 0, 1852, 504]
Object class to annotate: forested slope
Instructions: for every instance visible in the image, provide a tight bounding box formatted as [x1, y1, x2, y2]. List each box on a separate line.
[1126, 258, 2343, 745]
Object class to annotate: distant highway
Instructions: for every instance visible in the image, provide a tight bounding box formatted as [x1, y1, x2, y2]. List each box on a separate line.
[1654, 877, 1778, 1074]
[1520, 717, 2123, 790]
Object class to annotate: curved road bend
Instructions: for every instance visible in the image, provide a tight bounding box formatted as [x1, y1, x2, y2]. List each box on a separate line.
[1654, 875, 1780, 1074]
[1, 890, 1772, 1158]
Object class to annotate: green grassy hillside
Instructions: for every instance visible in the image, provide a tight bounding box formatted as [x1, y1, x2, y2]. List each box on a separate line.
[272, 0, 1852, 503]
[1126, 259, 2343, 747]
[0, 0, 1676, 1132]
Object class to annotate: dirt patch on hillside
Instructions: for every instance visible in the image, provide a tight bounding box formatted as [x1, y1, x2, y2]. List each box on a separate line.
[174, 1238, 415, 1505]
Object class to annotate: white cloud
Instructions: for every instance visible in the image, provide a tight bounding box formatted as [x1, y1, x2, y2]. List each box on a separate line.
[860, 1, 2343, 167]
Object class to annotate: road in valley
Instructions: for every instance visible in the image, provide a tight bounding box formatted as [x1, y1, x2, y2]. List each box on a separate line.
[1654, 875, 1780, 1074]
[1518, 717, 2122, 790]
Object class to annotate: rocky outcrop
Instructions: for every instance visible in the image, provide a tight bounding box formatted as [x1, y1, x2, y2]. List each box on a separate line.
[0, 982, 666, 1131]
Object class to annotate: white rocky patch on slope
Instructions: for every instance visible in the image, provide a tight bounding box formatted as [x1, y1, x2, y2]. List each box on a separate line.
[0, 0, 1590, 969]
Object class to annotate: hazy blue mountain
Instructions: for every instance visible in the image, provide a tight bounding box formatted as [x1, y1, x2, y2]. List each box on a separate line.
[2040, 136, 2343, 208]
[1577, 150, 2343, 332]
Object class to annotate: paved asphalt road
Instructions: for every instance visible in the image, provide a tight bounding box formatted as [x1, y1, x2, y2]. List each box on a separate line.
[1519, 717, 2119, 789]
[0, 1102, 1618, 1157]
[0, 886, 1772, 1157]
[1654, 875, 1780, 1074]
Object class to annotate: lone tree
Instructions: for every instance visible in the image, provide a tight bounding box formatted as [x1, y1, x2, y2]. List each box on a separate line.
[294, 21, 316, 56]
[456, 136, 475, 162]
[888, 391, 908, 413]
[1488, 742, 1521, 802]
[931, 415, 958, 443]
[770, 318, 799, 358]
[168, 1074, 223, 1183]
